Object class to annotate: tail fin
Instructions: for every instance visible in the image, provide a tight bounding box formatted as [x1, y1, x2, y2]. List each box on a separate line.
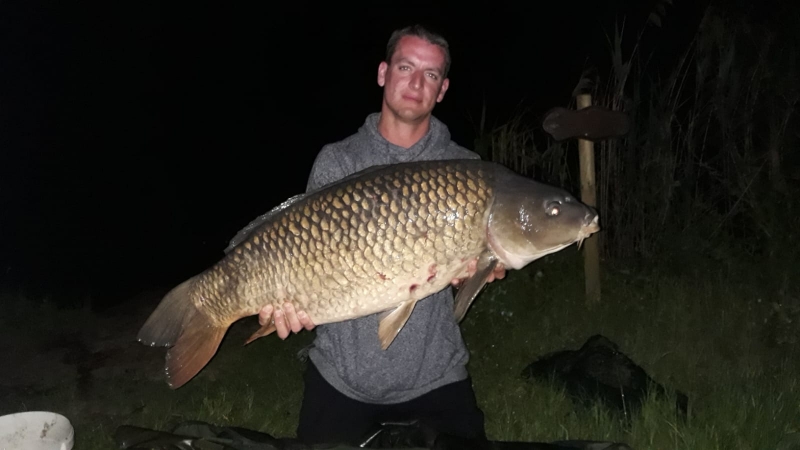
[137, 277, 227, 389]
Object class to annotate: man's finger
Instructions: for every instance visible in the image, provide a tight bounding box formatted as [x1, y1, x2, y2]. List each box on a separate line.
[274, 308, 289, 340]
[259, 304, 273, 326]
[298, 311, 316, 331]
[283, 302, 303, 333]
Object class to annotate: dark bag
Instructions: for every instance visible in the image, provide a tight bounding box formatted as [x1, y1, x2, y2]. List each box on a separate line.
[115, 420, 632, 450]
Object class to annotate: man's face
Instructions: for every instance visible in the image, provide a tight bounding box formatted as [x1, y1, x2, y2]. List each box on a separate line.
[378, 35, 450, 124]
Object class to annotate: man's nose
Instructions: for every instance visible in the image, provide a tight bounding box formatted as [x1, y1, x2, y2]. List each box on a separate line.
[409, 71, 424, 89]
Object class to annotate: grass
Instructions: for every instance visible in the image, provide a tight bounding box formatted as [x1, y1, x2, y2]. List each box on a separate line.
[2, 247, 798, 449]
[461, 250, 799, 449]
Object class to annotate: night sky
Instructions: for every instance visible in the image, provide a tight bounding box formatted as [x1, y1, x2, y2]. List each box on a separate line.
[0, 1, 709, 307]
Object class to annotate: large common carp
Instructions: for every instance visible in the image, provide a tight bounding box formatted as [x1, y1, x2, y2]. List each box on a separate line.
[137, 160, 600, 389]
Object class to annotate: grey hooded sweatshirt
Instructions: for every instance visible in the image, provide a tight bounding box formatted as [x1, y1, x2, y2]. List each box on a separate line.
[304, 112, 481, 404]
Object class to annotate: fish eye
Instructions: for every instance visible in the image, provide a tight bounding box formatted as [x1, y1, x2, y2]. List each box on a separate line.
[546, 202, 561, 216]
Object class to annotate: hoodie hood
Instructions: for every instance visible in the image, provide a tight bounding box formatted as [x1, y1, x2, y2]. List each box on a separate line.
[358, 112, 455, 163]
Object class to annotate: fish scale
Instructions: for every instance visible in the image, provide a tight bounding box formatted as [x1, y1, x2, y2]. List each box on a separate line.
[215, 162, 493, 324]
[138, 159, 600, 389]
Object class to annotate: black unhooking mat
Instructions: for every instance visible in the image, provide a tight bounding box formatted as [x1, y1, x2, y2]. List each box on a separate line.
[521, 335, 689, 419]
[114, 420, 633, 450]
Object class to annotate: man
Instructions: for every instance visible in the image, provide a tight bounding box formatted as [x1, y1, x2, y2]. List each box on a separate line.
[254, 24, 506, 445]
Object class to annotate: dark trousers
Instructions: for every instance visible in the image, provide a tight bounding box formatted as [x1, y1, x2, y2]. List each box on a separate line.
[296, 362, 486, 445]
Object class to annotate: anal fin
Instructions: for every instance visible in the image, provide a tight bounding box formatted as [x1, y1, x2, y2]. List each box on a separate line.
[454, 252, 497, 323]
[377, 299, 419, 350]
[245, 322, 277, 345]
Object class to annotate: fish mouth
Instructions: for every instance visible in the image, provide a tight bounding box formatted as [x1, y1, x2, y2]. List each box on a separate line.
[576, 214, 600, 249]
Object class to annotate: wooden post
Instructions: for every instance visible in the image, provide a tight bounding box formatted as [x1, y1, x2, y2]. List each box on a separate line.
[576, 94, 601, 304]
[541, 93, 628, 305]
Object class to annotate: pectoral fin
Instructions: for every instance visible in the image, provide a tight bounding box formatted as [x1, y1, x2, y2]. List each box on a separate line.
[453, 253, 498, 323]
[377, 299, 419, 350]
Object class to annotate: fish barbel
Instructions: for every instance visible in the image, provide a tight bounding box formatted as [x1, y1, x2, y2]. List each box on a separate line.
[137, 159, 600, 388]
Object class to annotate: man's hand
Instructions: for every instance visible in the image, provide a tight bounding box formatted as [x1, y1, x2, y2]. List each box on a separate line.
[451, 258, 506, 287]
[259, 302, 316, 340]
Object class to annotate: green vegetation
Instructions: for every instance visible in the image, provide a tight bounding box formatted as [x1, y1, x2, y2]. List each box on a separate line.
[3, 251, 798, 449]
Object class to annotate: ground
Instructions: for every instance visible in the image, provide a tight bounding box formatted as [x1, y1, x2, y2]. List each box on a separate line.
[0, 289, 172, 422]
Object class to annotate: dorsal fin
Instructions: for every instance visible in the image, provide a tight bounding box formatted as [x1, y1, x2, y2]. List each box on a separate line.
[224, 193, 307, 253]
[223, 164, 396, 254]
[224, 161, 467, 254]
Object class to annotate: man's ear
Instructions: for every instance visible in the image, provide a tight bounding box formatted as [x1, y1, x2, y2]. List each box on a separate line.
[377, 61, 388, 87]
[437, 78, 450, 103]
